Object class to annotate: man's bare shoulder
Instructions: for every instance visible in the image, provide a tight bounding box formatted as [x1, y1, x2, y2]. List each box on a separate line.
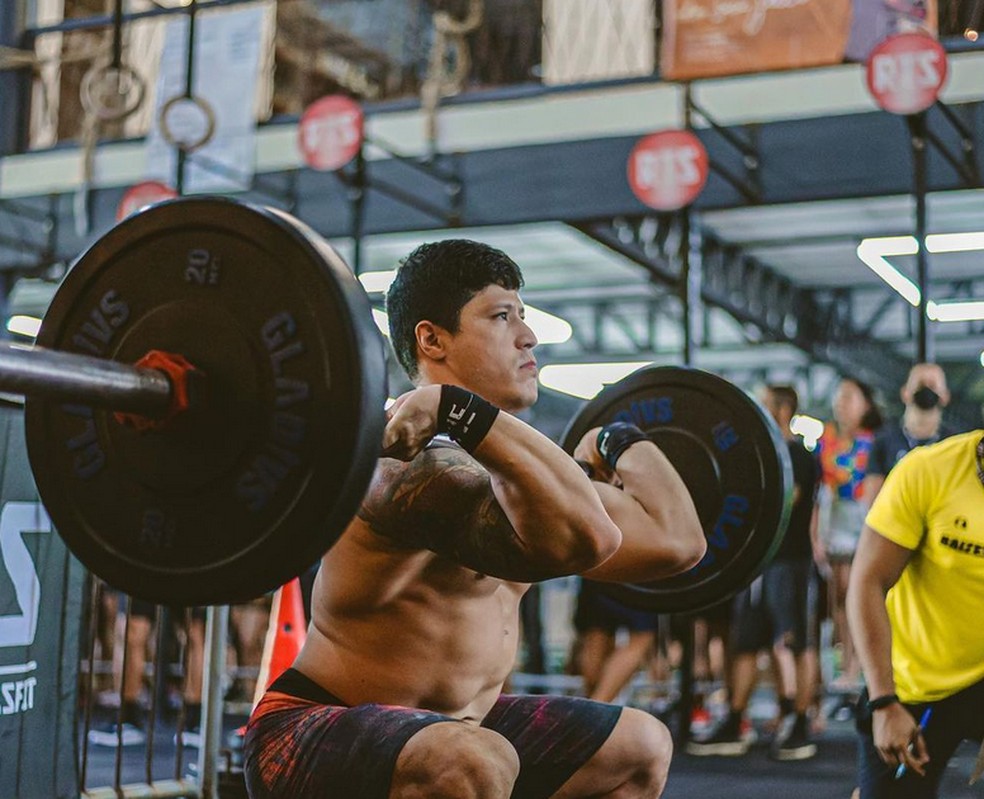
[356, 441, 543, 581]
[358, 440, 495, 544]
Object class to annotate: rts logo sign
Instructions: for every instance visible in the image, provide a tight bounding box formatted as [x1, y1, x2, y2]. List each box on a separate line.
[298, 95, 365, 172]
[866, 33, 949, 116]
[627, 130, 709, 212]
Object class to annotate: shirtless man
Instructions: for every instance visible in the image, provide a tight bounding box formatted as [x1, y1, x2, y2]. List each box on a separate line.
[243, 239, 705, 799]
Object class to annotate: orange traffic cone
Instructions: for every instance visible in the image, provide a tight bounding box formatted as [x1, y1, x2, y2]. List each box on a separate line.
[252, 577, 307, 708]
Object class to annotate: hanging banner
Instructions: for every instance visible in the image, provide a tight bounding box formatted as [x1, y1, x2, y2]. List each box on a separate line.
[660, 0, 852, 81]
[627, 129, 709, 211]
[0, 404, 83, 799]
[865, 32, 948, 115]
[298, 95, 365, 171]
[845, 0, 939, 63]
[145, 4, 267, 193]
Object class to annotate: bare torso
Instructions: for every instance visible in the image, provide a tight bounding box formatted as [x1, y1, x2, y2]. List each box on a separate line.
[293, 517, 529, 722]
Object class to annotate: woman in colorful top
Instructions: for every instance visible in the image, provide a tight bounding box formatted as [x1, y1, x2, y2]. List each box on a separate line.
[816, 377, 882, 691]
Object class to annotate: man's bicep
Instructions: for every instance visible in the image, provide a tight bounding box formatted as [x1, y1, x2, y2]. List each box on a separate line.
[357, 447, 547, 580]
[854, 525, 913, 593]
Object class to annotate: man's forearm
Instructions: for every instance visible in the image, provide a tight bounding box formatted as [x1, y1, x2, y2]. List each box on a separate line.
[847, 580, 896, 699]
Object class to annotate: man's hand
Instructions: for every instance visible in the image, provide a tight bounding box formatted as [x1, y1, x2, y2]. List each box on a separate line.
[381, 385, 442, 461]
[571, 426, 620, 486]
[873, 703, 929, 777]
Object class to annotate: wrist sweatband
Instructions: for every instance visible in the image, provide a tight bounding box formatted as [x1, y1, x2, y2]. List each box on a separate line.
[866, 693, 899, 712]
[436, 385, 500, 454]
[596, 422, 649, 471]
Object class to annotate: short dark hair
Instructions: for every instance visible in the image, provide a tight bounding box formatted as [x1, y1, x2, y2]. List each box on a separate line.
[766, 384, 798, 417]
[385, 239, 524, 379]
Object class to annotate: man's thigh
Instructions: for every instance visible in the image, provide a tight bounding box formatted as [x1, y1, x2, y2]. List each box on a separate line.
[244, 692, 452, 799]
[481, 693, 622, 799]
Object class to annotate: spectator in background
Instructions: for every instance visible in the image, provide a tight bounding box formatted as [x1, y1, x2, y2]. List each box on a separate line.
[688, 385, 821, 761]
[848, 426, 984, 797]
[88, 598, 205, 748]
[816, 377, 882, 696]
[573, 579, 660, 704]
[864, 363, 955, 504]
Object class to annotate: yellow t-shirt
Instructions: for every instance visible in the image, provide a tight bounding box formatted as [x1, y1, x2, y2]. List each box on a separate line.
[864, 429, 984, 704]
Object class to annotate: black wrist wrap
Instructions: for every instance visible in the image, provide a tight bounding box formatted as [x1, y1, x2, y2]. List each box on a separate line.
[596, 422, 648, 471]
[865, 693, 900, 712]
[437, 385, 500, 454]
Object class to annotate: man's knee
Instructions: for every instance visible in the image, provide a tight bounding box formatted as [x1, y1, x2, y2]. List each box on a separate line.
[614, 708, 673, 793]
[392, 723, 519, 799]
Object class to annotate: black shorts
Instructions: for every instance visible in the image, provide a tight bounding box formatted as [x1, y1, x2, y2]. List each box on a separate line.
[243, 669, 622, 799]
[732, 559, 817, 655]
[574, 581, 660, 634]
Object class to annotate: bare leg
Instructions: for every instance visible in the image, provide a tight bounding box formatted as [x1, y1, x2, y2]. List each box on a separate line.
[795, 648, 817, 714]
[183, 618, 205, 705]
[832, 561, 859, 685]
[551, 707, 672, 798]
[121, 615, 151, 704]
[729, 653, 759, 714]
[389, 723, 519, 799]
[578, 629, 615, 697]
[590, 631, 655, 703]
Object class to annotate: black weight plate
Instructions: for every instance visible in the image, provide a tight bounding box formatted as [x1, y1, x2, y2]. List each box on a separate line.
[560, 365, 792, 614]
[25, 197, 387, 605]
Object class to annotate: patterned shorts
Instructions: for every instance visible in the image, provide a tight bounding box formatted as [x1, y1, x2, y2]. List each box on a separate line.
[243, 669, 622, 799]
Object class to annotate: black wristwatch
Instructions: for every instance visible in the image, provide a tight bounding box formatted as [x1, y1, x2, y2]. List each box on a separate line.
[866, 693, 900, 712]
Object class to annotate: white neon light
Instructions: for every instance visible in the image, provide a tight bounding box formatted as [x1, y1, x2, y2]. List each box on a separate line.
[925, 232, 984, 253]
[857, 233, 984, 320]
[927, 300, 984, 322]
[371, 308, 390, 338]
[538, 362, 651, 400]
[790, 413, 824, 450]
[358, 270, 397, 293]
[6, 315, 42, 338]
[855, 237, 920, 306]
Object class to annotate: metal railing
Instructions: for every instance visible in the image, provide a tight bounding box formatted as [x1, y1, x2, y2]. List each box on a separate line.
[76, 579, 255, 799]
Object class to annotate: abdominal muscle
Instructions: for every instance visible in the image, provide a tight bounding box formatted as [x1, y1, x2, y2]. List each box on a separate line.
[292, 523, 528, 723]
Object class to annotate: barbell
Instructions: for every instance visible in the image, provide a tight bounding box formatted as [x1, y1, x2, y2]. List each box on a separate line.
[1, 196, 792, 612]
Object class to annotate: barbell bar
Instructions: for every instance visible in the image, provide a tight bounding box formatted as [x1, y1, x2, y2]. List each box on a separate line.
[3, 196, 791, 614]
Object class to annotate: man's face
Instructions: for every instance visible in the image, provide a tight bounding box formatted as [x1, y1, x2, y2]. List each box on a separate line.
[902, 364, 950, 407]
[433, 284, 539, 412]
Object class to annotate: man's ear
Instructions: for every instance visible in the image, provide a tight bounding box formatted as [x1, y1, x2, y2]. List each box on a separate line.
[415, 320, 447, 363]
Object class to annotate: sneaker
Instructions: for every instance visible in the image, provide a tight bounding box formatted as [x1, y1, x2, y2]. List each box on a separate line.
[686, 715, 750, 756]
[87, 722, 146, 747]
[740, 718, 758, 745]
[690, 707, 713, 737]
[771, 714, 817, 761]
[176, 726, 202, 748]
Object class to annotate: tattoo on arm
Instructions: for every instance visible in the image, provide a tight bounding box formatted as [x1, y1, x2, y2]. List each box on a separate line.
[358, 446, 552, 581]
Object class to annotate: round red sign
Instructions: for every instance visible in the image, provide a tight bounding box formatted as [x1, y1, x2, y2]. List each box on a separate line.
[298, 95, 365, 171]
[116, 181, 178, 222]
[627, 130, 709, 212]
[865, 33, 948, 115]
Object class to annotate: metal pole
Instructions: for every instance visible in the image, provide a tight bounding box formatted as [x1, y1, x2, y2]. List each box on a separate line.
[0, 343, 173, 413]
[0, 1, 29, 156]
[197, 605, 229, 799]
[908, 112, 933, 363]
[351, 144, 367, 275]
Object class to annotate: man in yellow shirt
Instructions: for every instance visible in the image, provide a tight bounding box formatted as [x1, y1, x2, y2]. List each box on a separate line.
[847, 428, 984, 798]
